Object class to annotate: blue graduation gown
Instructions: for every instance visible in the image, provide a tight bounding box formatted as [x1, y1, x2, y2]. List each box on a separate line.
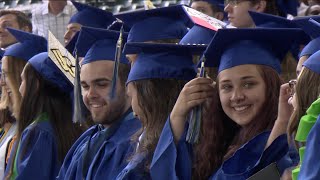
[116, 151, 150, 180]
[150, 118, 193, 180]
[210, 132, 295, 180]
[4, 114, 60, 180]
[298, 115, 320, 179]
[57, 111, 141, 180]
[150, 117, 297, 180]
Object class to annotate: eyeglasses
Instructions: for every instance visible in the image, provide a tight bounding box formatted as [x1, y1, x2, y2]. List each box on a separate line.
[289, 79, 297, 96]
[224, 0, 250, 6]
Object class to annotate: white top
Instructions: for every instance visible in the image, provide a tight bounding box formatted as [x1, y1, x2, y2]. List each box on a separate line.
[31, 1, 77, 44]
[0, 123, 17, 179]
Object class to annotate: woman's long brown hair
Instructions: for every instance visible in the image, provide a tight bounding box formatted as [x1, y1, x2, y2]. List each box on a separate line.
[287, 67, 320, 149]
[130, 79, 187, 171]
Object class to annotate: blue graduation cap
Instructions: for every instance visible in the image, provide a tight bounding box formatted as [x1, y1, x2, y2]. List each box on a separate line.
[28, 52, 73, 93]
[276, 0, 299, 16]
[123, 42, 207, 84]
[115, 5, 191, 43]
[70, 1, 116, 29]
[303, 49, 320, 74]
[4, 28, 47, 61]
[204, 28, 305, 73]
[65, 31, 79, 55]
[294, 16, 320, 39]
[179, 24, 216, 45]
[75, 26, 128, 65]
[249, 11, 297, 28]
[298, 18, 320, 58]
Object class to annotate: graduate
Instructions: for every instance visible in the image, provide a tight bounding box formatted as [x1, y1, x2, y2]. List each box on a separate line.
[150, 28, 305, 180]
[4, 52, 83, 179]
[64, 1, 116, 45]
[0, 28, 47, 177]
[116, 42, 206, 179]
[57, 27, 141, 180]
[224, 0, 297, 28]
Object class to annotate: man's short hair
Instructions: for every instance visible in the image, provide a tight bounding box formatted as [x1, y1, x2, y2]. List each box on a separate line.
[0, 10, 32, 32]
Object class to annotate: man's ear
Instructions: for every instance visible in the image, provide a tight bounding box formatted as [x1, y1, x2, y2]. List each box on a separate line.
[21, 25, 31, 33]
[214, 12, 225, 21]
[253, 0, 267, 13]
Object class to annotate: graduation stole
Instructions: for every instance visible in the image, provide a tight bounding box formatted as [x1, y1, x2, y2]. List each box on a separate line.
[292, 97, 320, 180]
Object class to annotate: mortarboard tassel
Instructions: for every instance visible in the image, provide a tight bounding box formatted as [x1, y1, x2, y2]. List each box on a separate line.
[186, 55, 206, 144]
[109, 26, 124, 99]
[72, 50, 87, 125]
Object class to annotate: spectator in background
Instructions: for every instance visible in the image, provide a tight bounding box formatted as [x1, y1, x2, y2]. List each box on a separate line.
[0, 10, 32, 49]
[190, 0, 225, 20]
[32, 0, 76, 44]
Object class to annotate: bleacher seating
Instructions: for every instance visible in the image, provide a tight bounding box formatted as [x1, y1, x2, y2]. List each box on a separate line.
[2, 0, 189, 14]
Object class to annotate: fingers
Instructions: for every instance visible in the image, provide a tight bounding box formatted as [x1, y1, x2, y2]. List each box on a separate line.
[187, 90, 214, 101]
[185, 77, 213, 87]
[279, 83, 292, 103]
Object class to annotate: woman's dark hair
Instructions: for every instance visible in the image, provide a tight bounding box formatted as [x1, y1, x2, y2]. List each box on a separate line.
[130, 79, 188, 171]
[193, 65, 282, 179]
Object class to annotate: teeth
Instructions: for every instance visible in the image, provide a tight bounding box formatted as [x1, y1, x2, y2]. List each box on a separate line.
[91, 104, 103, 108]
[234, 106, 249, 111]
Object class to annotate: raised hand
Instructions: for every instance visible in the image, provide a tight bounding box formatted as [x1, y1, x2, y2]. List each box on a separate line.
[170, 77, 215, 142]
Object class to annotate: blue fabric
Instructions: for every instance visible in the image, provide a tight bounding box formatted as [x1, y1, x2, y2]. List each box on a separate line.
[202, 0, 224, 10]
[4, 117, 60, 179]
[70, 1, 115, 29]
[179, 24, 216, 45]
[4, 28, 47, 61]
[299, 37, 320, 58]
[204, 28, 305, 73]
[294, 16, 320, 39]
[115, 5, 191, 43]
[28, 52, 73, 94]
[57, 113, 141, 180]
[124, 43, 207, 84]
[150, 118, 192, 180]
[116, 152, 151, 180]
[210, 132, 293, 180]
[127, 17, 188, 43]
[303, 49, 320, 74]
[151, 118, 296, 180]
[75, 26, 128, 65]
[298, 115, 320, 179]
[276, 0, 299, 16]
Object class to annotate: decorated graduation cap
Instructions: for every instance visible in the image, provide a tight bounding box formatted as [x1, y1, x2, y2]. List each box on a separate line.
[70, 1, 116, 28]
[115, 5, 191, 43]
[75, 26, 128, 65]
[28, 52, 73, 93]
[123, 42, 206, 84]
[4, 28, 47, 60]
[180, 24, 216, 45]
[204, 28, 305, 73]
[298, 18, 320, 58]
